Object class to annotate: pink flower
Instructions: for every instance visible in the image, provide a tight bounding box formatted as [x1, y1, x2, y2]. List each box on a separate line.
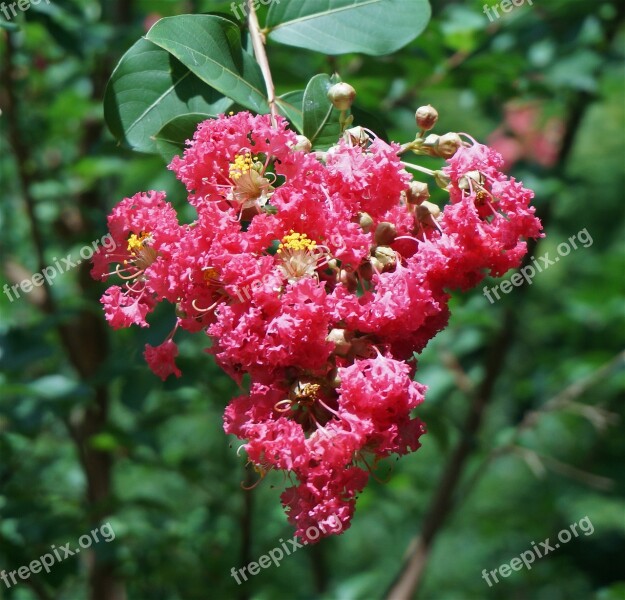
[94, 112, 542, 541]
[144, 339, 181, 380]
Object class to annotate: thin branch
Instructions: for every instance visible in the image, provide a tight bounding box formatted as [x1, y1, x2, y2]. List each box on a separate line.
[456, 351, 624, 501]
[383, 10, 625, 587]
[2, 31, 54, 313]
[512, 446, 614, 491]
[247, 0, 278, 125]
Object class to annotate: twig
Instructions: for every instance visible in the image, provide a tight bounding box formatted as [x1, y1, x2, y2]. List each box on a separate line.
[2, 31, 54, 313]
[456, 351, 624, 501]
[247, 0, 278, 125]
[512, 446, 614, 491]
[383, 7, 625, 586]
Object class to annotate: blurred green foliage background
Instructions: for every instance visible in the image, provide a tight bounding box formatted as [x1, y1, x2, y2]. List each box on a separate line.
[0, 1, 624, 599]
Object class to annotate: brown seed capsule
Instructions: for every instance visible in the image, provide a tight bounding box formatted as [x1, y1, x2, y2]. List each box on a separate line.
[374, 222, 397, 246]
[327, 82, 356, 111]
[406, 181, 430, 205]
[415, 105, 439, 131]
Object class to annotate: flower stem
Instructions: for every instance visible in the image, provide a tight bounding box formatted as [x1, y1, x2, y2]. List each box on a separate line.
[400, 161, 437, 177]
[247, 0, 278, 126]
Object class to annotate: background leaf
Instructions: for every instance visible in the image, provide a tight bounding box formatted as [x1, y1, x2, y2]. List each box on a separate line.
[145, 15, 269, 114]
[104, 38, 232, 154]
[302, 74, 342, 150]
[276, 90, 305, 133]
[153, 113, 214, 163]
[266, 0, 432, 56]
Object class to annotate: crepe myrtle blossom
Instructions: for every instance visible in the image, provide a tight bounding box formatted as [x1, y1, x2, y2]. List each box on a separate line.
[93, 108, 542, 540]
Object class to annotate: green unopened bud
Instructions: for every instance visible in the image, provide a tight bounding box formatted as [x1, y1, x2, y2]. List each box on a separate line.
[406, 181, 430, 205]
[415, 105, 439, 131]
[373, 246, 397, 270]
[292, 135, 312, 153]
[327, 82, 356, 111]
[359, 212, 374, 233]
[416, 201, 441, 222]
[326, 328, 354, 357]
[434, 170, 451, 189]
[436, 132, 463, 158]
[374, 222, 397, 246]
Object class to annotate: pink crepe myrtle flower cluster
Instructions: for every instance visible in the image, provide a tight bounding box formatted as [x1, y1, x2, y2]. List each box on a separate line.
[92, 111, 541, 541]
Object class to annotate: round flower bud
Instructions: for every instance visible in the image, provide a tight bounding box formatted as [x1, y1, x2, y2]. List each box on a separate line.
[359, 212, 374, 233]
[406, 181, 430, 205]
[326, 328, 354, 357]
[415, 105, 439, 131]
[370, 256, 384, 272]
[327, 82, 356, 111]
[292, 135, 312, 153]
[436, 132, 463, 158]
[434, 170, 451, 189]
[416, 201, 441, 222]
[373, 246, 397, 270]
[374, 222, 397, 246]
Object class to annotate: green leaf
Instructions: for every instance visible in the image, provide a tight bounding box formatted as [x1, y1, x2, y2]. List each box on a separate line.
[266, 0, 432, 56]
[104, 38, 232, 154]
[276, 90, 305, 133]
[302, 74, 342, 150]
[146, 15, 269, 114]
[153, 113, 213, 163]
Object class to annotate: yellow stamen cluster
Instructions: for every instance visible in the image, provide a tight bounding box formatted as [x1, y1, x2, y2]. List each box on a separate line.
[294, 382, 321, 400]
[127, 231, 151, 253]
[229, 152, 254, 181]
[277, 231, 317, 255]
[202, 267, 220, 286]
